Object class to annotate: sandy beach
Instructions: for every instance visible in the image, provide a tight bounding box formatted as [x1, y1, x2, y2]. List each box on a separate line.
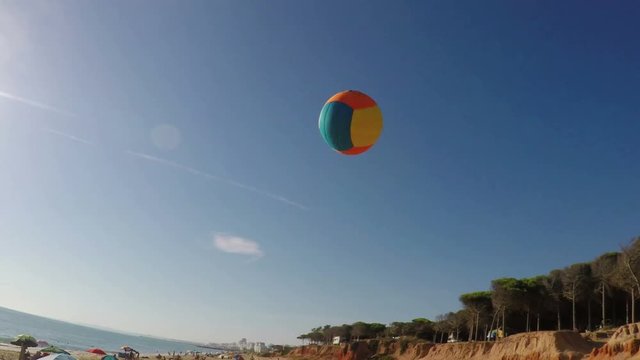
[0, 345, 261, 360]
[0, 344, 208, 360]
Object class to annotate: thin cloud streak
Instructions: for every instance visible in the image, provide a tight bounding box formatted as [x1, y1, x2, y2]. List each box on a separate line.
[0, 89, 305, 210]
[41, 128, 93, 145]
[0, 90, 77, 118]
[213, 233, 264, 258]
[125, 150, 307, 210]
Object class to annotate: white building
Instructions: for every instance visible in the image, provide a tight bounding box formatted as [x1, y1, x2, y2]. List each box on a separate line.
[254, 342, 265, 353]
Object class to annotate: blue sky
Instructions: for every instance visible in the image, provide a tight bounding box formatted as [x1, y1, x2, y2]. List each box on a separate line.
[1, 0, 639, 345]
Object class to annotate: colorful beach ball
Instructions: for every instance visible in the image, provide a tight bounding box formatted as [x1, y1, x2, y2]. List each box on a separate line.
[318, 90, 383, 155]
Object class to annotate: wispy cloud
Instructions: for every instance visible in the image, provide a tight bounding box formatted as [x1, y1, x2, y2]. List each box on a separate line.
[41, 128, 93, 145]
[0, 88, 305, 210]
[125, 150, 307, 210]
[0, 90, 77, 118]
[213, 233, 264, 258]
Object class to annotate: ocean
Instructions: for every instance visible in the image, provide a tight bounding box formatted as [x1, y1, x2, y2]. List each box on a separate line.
[0, 307, 212, 354]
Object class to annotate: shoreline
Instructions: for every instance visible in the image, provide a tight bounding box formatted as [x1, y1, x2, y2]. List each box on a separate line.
[0, 344, 209, 358]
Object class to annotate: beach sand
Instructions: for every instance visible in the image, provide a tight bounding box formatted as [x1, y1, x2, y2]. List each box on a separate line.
[0, 347, 263, 360]
[0, 346, 150, 360]
[0, 346, 107, 360]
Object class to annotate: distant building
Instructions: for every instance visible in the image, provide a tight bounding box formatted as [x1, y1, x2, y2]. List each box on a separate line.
[332, 336, 341, 345]
[254, 342, 265, 353]
[238, 339, 248, 350]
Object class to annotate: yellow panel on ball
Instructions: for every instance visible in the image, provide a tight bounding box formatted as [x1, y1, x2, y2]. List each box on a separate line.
[350, 106, 383, 147]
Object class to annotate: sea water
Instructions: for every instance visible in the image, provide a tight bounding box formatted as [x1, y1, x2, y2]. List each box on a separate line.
[0, 307, 210, 354]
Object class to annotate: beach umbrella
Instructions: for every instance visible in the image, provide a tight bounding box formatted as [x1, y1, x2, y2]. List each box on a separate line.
[11, 334, 38, 360]
[38, 354, 77, 360]
[101, 355, 118, 360]
[87, 349, 107, 355]
[11, 334, 38, 347]
[41, 346, 70, 355]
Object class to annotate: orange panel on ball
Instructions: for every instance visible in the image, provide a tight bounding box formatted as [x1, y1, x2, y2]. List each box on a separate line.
[326, 90, 377, 110]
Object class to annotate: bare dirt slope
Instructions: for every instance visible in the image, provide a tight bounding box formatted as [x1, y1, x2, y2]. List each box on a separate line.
[289, 330, 595, 360]
[419, 331, 592, 360]
[590, 323, 640, 360]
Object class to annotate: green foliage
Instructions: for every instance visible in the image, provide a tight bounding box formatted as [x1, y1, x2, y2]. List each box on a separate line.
[299, 321, 388, 344]
[592, 253, 621, 290]
[561, 263, 592, 301]
[459, 291, 492, 304]
[351, 322, 370, 339]
[544, 270, 564, 301]
[411, 319, 434, 340]
[367, 340, 379, 353]
[491, 279, 518, 309]
[399, 338, 410, 354]
[369, 323, 387, 338]
[296, 235, 640, 338]
[387, 322, 405, 337]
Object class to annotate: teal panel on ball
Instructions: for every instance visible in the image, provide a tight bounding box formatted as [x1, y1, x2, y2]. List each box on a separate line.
[319, 101, 353, 151]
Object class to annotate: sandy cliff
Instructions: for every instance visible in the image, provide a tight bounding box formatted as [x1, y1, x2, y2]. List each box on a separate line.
[289, 330, 595, 360]
[589, 323, 640, 360]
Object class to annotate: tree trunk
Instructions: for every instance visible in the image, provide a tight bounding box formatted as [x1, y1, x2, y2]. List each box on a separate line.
[433, 333, 437, 343]
[626, 299, 630, 324]
[602, 282, 606, 328]
[571, 294, 577, 331]
[557, 303, 561, 330]
[588, 300, 592, 331]
[526, 310, 530, 332]
[536, 313, 540, 332]
[625, 259, 640, 293]
[484, 324, 488, 341]
[633, 287, 636, 323]
[502, 307, 506, 334]
[471, 316, 476, 342]
[19, 345, 27, 360]
[440, 332, 444, 343]
[475, 312, 480, 341]
[488, 309, 498, 338]
[489, 309, 500, 340]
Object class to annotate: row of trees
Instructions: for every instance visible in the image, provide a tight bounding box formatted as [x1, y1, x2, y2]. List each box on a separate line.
[297, 322, 387, 344]
[460, 238, 640, 340]
[298, 237, 640, 344]
[297, 316, 469, 344]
